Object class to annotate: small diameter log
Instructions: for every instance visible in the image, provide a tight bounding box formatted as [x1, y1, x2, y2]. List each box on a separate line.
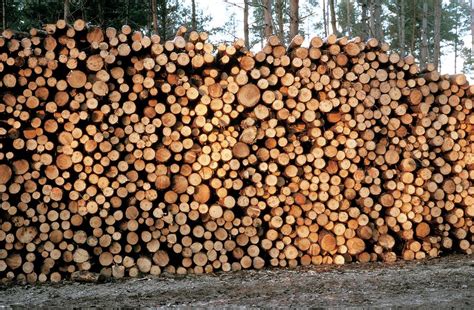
[0, 20, 472, 284]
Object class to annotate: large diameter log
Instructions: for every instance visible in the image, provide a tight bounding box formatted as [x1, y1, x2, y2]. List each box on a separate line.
[0, 165, 12, 184]
[237, 84, 261, 108]
[67, 70, 87, 88]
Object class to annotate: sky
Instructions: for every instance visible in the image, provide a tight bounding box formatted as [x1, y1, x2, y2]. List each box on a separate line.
[195, 0, 471, 79]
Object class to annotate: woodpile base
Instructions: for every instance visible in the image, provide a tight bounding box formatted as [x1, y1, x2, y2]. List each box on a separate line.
[0, 20, 473, 284]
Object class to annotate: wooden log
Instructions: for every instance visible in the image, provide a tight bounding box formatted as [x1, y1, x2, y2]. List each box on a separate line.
[237, 84, 261, 108]
[0, 21, 472, 283]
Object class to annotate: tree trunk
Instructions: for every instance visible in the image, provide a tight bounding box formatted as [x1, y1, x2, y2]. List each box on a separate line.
[398, 0, 405, 56]
[147, 0, 151, 34]
[373, 0, 383, 41]
[244, 0, 249, 49]
[455, 1, 460, 72]
[275, 0, 284, 43]
[159, 0, 167, 39]
[191, 0, 196, 30]
[471, 0, 474, 62]
[455, 26, 458, 72]
[151, 0, 158, 35]
[64, 0, 70, 23]
[289, 0, 299, 39]
[346, 0, 352, 37]
[358, 0, 369, 40]
[433, 0, 441, 71]
[420, 0, 428, 69]
[263, 0, 274, 38]
[369, 0, 375, 38]
[329, 0, 337, 34]
[326, 0, 331, 35]
[98, 0, 104, 26]
[82, 0, 86, 20]
[323, 0, 328, 37]
[125, 0, 130, 24]
[1, 0, 5, 31]
[410, 0, 417, 54]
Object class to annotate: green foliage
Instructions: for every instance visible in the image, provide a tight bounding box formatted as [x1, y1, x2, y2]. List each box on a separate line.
[337, 0, 374, 38]
[303, 0, 323, 37]
[249, 0, 265, 49]
[462, 47, 474, 76]
[3, 0, 213, 40]
[156, 0, 182, 40]
[336, 0, 354, 37]
[220, 10, 239, 42]
[7, 0, 63, 31]
[384, 0, 415, 55]
[180, 2, 213, 34]
[273, 0, 289, 44]
[443, 0, 470, 50]
[335, 0, 471, 69]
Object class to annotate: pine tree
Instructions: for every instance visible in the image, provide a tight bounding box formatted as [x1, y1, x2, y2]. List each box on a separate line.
[289, 0, 299, 39]
[221, 11, 239, 42]
[329, 0, 337, 34]
[262, 0, 274, 38]
[244, 0, 250, 48]
[250, 0, 265, 49]
[274, 0, 287, 43]
[1, 0, 6, 31]
[444, 0, 470, 72]
[337, 0, 357, 37]
[303, 0, 324, 37]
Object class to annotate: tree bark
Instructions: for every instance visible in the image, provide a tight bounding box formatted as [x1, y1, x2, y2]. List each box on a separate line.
[398, 0, 405, 56]
[420, 0, 428, 69]
[358, 0, 369, 40]
[289, 0, 299, 39]
[151, 0, 158, 35]
[275, 0, 284, 43]
[323, 0, 328, 37]
[410, 0, 417, 54]
[471, 0, 474, 62]
[158, 0, 167, 39]
[373, 0, 383, 41]
[455, 0, 460, 72]
[329, 0, 337, 34]
[346, 0, 352, 37]
[1, 0, 5, 31]
[125, 0, 130, 24]
[454, 25, 458, 72]
[369, 0, 375, 37]
[64, 0, 70, 23]
[433, 0, 441, 70]
[263, 0, 274, 38]
[98, 0, 104, 26]
[326, 0, 331, 35]
[191, 0, 196, 30]
[244, 0, 249, 49]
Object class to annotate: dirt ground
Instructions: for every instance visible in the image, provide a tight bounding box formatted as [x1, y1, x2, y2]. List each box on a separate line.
[0, 254, 473, 308]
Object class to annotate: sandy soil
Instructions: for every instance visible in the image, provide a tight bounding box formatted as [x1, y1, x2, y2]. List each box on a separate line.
[0, 254, 473, 308]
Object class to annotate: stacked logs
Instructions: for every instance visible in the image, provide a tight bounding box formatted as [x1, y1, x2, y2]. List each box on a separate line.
[0, 20, 473, 284]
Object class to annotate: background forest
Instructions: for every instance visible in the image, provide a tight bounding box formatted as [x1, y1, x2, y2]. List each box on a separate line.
[0, 0, 473, 77]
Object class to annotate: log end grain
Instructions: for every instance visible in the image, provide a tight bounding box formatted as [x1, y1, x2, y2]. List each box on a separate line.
[237, 84, 261, 108]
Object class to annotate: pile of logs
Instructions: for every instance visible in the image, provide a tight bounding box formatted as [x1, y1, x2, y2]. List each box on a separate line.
[0, 20, 473, 284]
